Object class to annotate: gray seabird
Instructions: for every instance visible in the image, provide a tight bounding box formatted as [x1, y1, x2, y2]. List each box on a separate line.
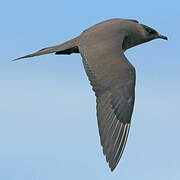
[13, 18, 167, 171]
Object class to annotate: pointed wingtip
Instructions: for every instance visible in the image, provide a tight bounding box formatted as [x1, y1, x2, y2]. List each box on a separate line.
[12, 57, 24, 61]
[110, 166, 115, 172]
[109, 161, 117, 172]
[11, 47, 57, 62]
[11, 53, 39, 61]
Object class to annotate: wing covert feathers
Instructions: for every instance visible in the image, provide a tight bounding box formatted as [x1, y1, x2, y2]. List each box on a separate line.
[80, 40, 135, 170]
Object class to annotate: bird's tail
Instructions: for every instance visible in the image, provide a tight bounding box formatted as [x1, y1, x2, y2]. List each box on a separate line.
[12, 36, 80, 61]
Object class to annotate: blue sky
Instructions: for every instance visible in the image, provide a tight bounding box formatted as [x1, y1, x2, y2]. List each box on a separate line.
[1, 1, 180, 179]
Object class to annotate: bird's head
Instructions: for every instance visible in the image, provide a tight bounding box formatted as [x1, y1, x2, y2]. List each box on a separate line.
[140, 24, 168, 41]
[122, 22, 168, 51]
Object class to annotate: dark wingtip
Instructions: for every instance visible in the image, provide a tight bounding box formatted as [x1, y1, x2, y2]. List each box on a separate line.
[110, 166, 115, 172]
[11, 53, 39, 61]
[109, 161, 117, 172]
[12, 57, 24, 61]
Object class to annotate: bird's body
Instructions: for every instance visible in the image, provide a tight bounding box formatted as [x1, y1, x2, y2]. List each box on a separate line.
[13, 18, 167, 171]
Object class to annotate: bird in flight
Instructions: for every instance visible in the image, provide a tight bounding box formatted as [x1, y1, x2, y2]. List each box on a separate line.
[13, 18, 167, 171]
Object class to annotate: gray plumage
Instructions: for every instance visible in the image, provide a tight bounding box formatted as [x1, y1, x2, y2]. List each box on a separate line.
[13, 18, 167, 171]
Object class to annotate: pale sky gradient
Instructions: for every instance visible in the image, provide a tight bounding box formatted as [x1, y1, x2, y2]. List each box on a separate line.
[1, 1, 180, 180]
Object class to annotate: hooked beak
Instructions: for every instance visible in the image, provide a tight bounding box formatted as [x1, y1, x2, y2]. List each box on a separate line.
[158, 34, 168, 40]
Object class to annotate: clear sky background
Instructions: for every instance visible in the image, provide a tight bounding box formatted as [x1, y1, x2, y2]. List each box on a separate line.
[1, 1, 180, 180]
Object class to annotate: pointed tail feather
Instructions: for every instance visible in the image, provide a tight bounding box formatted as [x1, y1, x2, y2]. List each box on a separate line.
[12, 36, 79, 61]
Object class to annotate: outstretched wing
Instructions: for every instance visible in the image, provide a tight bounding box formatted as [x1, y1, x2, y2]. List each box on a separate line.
[79, 35, 136, 171]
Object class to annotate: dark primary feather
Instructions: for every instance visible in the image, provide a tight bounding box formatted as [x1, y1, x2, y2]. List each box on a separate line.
[79, 32, 136, 170]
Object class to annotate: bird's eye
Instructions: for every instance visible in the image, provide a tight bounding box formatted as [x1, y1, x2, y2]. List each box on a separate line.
[142, 25, 157, 35]
[147, 29, 156, 34]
